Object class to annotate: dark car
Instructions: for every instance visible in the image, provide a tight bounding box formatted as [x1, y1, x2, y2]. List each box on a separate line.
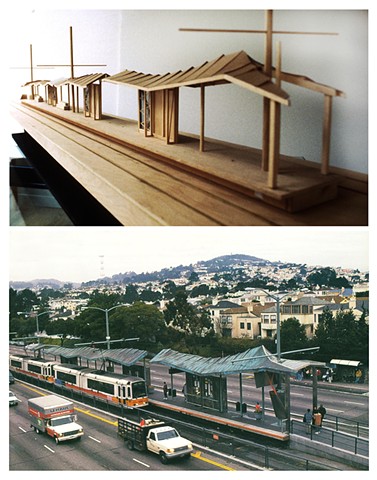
[9, 371, 15, 384]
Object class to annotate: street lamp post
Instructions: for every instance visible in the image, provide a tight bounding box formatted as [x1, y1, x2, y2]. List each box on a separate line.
[260, 290, 290, 361]
[83, 304, 127, 350]
[17, 310, 54, 344]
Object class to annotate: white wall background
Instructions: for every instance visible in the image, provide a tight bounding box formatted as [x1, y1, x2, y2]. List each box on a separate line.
[9, 9, 368, 174]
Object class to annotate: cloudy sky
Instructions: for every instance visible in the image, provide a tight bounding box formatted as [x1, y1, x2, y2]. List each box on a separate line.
[8, 227, 369, 283]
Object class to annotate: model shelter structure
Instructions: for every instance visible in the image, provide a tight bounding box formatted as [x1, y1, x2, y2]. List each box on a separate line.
[104, 48, 344, 189]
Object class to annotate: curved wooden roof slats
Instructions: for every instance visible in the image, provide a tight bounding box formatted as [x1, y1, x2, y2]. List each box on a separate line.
[66, 73, 109, 88]
[104, 50, 290, 105]
[22, 80, 50, 87]
[139, 72, 172, 87]
[163, 65, 197, 84]
[235, 69, 272, 87]
[148, 71, 180, 87]
[131, 73, 160, 87]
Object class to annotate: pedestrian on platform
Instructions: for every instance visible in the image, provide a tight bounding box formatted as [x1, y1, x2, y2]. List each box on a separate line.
[163, 382, 168, 400]
[303, 408, 313, 434]
[182, 383, 187, 401]
[312, 406, 322, 433]
[318, 404, 327, 426]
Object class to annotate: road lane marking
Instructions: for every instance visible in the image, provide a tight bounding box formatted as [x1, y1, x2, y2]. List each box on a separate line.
[133, 458, 150, 468]
[290, 393, 305, 396]
[75, 407, 117, 426]
[344, 401, 365, 406]
[327, 408, 344, 413]
[44, 445, 55, 453]
[18, 426, 27, 433]
[88, 435, 101, 443]
[191, 451, 235, 471]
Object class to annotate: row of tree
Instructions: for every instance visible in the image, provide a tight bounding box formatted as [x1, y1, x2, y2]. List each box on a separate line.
[9, 288, 368, 365]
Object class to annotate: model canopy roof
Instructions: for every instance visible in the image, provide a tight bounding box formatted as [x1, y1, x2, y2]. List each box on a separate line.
[105, 50, 290, 105]
[63, 73, 109, 88]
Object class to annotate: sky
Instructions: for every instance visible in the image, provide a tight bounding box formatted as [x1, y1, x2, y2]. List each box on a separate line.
[8, 227, 369, 283]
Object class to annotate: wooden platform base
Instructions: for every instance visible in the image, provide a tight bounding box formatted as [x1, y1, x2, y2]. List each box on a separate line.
[10, 100, 367, 226]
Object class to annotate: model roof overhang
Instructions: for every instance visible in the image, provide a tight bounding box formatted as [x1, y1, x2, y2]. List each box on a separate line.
[22, 79, 50, 87]
[105, 50, 290, 106]
[60, 73, 109, 88]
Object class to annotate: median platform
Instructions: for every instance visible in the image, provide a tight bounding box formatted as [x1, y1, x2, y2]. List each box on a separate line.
[148, 390, 290, 442]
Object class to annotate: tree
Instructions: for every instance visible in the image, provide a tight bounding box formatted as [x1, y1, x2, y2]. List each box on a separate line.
[280, 317, 308, 355]
[162, 280, 178, 300]
[306, 267, 350, 288]
[313, 307, 367, 363]
[164, 290, 213, 338]
[122, 285, 139, 304]
[188, 271, 199, 283]
[109, 302, 166, 349]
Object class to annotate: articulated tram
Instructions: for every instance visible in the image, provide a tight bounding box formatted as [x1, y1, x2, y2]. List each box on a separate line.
[9, 354, 148, 408]
[9, 354, 55, 382]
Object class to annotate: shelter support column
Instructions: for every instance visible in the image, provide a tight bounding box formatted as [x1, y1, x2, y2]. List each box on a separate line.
[94, 83, 102, 120]
[284, 372, 291, 433]
[312, 366, 318, 410]
[200, 84, 205, 152]
[71, 85, 75, 112]
[239, 373, 243, 417]
[170, 370, 175, 402]
[144, 93, 148, 137]
[267, 41, 282, 189]
[267, 99, 281, 189]
[321, 94, 333, 175]
[261, 10, 273, 171]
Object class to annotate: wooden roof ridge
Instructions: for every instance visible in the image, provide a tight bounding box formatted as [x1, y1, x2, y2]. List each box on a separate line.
[103, 50, 291, 103]
[66, 72, 109, 87]
[150, 70, 184, 86]
[22, 79, 50, 87]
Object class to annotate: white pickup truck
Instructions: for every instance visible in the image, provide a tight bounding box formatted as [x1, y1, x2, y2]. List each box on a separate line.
[28, 394, 84, 444]
[118, 417, 193, 464]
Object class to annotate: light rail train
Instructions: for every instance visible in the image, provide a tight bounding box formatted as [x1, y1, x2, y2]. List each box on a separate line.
[9, 354, 148, 408]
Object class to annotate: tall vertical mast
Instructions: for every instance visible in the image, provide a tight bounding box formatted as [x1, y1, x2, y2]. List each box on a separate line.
[30, 44, 34, 82]
[69, 26, 76, 111]
[70, 26, 74, 78]
[262, 10, 273, 171]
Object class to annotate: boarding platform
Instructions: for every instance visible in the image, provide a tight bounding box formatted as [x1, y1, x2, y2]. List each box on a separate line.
[148, 388, 289, 442]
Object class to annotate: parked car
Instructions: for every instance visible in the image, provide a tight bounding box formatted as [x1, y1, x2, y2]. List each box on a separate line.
[9, 371, 15, 384]
[9, 391, 19, 406]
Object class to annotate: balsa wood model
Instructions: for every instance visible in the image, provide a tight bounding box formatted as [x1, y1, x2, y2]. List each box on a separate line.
[12, 12, 366, 225]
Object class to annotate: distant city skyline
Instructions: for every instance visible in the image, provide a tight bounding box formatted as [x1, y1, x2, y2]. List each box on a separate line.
[9, 227, 368, 284]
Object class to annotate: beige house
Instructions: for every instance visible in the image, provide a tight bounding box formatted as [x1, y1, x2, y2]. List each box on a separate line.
[280, 297, 332, 337]
[218, 306, 260, 339]
[259, 295, 364, 340]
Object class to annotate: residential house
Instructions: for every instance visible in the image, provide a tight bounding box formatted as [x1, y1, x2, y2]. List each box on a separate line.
[218, 306, 259, 338]
[208, 300, 243, 334]
[280, 296, 332, 337]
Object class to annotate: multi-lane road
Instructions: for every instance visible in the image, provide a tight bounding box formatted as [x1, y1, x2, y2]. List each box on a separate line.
[9, 382, 254, 471]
